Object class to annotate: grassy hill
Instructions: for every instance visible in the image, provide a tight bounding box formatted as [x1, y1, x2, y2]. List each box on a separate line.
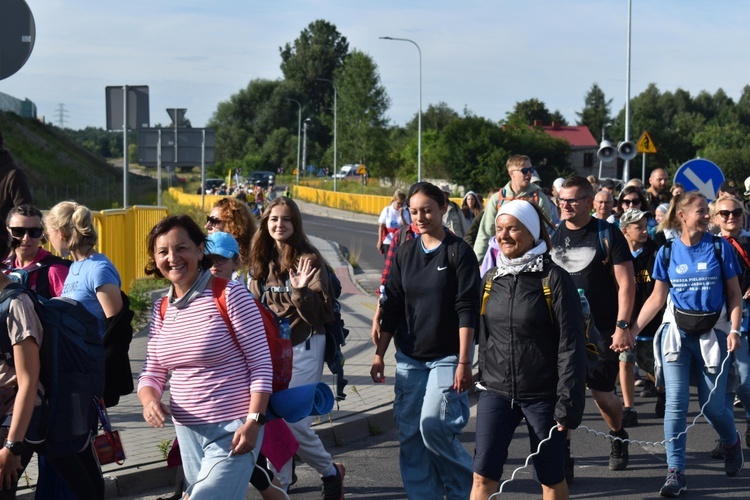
[0, 112, 157, 210]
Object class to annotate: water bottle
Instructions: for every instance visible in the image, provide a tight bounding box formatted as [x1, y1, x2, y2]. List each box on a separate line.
[279, 318, 291, 340]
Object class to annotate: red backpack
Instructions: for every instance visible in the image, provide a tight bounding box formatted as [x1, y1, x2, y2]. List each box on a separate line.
[159, 277, 292, 392]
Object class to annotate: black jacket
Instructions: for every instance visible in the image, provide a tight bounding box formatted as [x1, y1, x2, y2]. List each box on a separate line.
[478, 258, 587, 429]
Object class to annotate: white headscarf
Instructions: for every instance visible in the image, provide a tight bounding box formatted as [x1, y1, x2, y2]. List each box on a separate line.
[496, 200, 541, 243]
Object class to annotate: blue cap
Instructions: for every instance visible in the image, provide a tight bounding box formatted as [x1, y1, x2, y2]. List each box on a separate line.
[205, 231, 239, 258]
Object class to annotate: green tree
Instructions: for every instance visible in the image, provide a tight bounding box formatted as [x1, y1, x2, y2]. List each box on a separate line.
[328, 50, 390, 175]
[280, 20, 349, 124]
[405, 102, 460, 135]
[505, 98, 552, 126]
[576, 83, 612, 141]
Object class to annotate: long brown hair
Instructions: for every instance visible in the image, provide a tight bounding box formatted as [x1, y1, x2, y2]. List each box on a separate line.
[250, 197, 321, 281]
[212, 197, 256, 269]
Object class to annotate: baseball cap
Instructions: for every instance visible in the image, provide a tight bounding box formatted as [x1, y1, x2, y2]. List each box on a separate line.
[619, 208, 653, 227]
[205, 231, 239, 258]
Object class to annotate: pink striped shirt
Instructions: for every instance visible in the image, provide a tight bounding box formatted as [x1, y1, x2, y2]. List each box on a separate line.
[138, 280, 272, 426]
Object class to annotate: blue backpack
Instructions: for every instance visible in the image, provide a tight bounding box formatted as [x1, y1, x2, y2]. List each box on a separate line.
[0, 284, 104, 456]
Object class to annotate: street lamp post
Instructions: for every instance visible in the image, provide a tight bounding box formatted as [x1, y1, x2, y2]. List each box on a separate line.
[302, 118, 311, 182]
[317, 78, 338, 192]
[623, 0, 633, 182]
[285, 98, 302, 185]
[380, 36, 422, 181]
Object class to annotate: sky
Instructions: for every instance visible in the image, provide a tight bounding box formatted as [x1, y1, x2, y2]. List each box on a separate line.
[2, 0, 750, 136]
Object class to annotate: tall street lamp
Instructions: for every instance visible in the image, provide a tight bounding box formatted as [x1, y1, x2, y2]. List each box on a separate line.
[302, 118, 311, 181]
[380, 36, 422, 181]
[317, 78, 338, 192]
[623, 0, 633, 182]
[285, 98, 302, 185]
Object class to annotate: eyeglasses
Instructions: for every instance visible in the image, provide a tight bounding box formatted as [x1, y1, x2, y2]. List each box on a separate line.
[621, 198, 641, 206]
[206, 216, 222, 226]
[8, 227, 43, 239]
[718, 208, 743, 219]
[558, 196, 589, 206]
[210, 255, 230, 265]
[510, 167, 533, 175]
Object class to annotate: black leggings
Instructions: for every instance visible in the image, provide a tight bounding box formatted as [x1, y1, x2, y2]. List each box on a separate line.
[250, 452, 275, 491]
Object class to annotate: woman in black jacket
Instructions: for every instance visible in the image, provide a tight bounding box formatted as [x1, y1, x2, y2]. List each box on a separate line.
[472, 200, 587, 500]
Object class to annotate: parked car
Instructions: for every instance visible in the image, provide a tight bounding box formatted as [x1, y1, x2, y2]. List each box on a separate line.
[203, 178, 224, 193]
[247, 170, 276, 188]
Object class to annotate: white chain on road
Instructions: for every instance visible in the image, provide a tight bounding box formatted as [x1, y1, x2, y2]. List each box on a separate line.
[490, 350, 733, 498]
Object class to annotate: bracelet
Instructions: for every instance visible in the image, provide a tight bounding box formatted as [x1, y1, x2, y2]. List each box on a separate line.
[730, 329, 742, 335]
[458, 361, 471, 365]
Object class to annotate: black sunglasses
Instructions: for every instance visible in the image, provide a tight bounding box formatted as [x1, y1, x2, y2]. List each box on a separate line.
[718, 209, 743, 219]
[8, 227, 43, 239]
[511, 167, 533, 175]
[206, 216, 222, 226]
[621, 198, 641, 206]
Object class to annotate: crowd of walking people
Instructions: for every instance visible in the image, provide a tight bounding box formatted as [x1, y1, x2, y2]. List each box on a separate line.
[3, 124, 750, 499]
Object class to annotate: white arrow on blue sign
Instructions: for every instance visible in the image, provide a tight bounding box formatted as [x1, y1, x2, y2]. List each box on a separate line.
[674, 158, 724, 201]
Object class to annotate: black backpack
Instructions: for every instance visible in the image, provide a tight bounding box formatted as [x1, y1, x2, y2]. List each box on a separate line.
[5, 254, 72, 300]
[0, 284, 104, 456]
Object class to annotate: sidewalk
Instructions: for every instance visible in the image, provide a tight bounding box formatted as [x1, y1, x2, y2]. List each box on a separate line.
[18, 203, 392, 498]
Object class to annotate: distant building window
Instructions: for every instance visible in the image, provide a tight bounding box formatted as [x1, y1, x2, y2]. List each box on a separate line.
[584, 153, 594, 168]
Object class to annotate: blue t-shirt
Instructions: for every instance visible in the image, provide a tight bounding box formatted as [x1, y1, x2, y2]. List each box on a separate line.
[61, 253, 121, 337]
[653, 232, 739, 313]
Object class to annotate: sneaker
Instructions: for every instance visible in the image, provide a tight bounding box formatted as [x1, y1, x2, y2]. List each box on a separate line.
[711, 439, 725, 459]
[724, 431, 744, 477]
[608, 429, 629, 470]
[622, 408, 639, 428]
[321, 463, 345, 500]
[640, 383, 658, 397]
[735, 395, 744, 409]
[659, 467, 686, 497]
[655, 392, 666, 419]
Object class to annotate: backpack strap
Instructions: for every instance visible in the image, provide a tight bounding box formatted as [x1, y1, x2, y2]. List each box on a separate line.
[541, 275, 553, 323]
[211, 277, 242, 352]
[0, 285, 27, 367]
[480, 274, 493, 315]
[597, 218, 611, 267]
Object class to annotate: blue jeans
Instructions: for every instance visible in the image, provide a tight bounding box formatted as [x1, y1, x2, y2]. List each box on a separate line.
[394, 350, 473, 500]
[174, 418, 262, 499]
[733, 331, 750, 420]
[661, 328, 737, 471]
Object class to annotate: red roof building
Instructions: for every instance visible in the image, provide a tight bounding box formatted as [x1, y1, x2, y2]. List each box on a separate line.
[534, 121, 605, 177]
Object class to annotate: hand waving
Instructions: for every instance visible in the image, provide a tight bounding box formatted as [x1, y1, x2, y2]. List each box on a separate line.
[289, 256, 315, 289]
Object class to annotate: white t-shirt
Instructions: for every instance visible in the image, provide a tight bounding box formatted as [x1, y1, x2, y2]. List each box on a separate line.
[379, 205, 411, 245]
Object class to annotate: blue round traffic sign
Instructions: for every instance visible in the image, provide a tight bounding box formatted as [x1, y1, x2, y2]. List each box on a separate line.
[674, 158, 724, 201]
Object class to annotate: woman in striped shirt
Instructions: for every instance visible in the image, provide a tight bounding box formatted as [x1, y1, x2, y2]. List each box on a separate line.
[138, 215, 273, 499]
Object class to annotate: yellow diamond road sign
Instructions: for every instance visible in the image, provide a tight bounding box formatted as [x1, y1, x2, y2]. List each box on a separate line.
[637, 131, 657, 154]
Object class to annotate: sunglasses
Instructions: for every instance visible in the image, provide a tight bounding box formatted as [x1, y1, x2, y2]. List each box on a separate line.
[718, 208, 743, 219]
[8, 227, 44, 239]
[621, 198, 641, 206]
[206, 216, 222, 226]
[511, 167, 533, 175]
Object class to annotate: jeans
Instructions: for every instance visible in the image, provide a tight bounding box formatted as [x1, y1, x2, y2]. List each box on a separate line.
[394, 350, 473, 500]
[174, 418, 262, 500]
[733, 332, 750, 420]
[661, 328, 737, 471]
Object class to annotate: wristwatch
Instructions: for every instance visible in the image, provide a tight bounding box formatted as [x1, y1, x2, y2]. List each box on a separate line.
[4, 440, 24, 456]
[616, 320, 630, 330]
[247, 413, 267, 426]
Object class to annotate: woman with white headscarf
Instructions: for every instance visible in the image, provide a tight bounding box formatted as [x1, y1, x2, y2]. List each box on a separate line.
[471, 200, 588, 500]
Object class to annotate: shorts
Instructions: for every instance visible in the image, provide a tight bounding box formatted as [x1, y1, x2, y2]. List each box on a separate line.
[619, 350, 636, 363]
[473, 391, 566, 486]
[634, 336, 655, 376]
[586, 333, 619, 392]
